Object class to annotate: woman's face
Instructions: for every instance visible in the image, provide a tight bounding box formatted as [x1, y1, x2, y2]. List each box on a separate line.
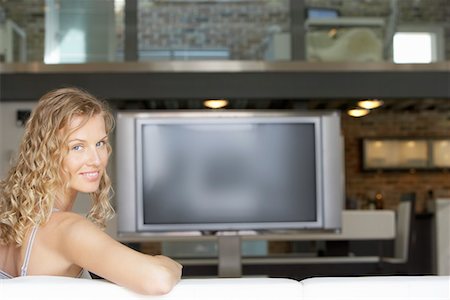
[62, 114, 109, 196]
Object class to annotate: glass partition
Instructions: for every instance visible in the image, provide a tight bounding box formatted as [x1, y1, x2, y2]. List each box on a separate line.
[44, 0, 119, 63]
[0, 0, 447, 63]
[0, 0, 125, 63]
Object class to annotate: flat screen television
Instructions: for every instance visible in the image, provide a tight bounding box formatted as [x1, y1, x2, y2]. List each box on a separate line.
[116, 111, 344, 234]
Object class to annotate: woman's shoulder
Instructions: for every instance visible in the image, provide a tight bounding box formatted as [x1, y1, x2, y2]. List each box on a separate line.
[42, 212, 100, 243]
[43, 212, 110, 256]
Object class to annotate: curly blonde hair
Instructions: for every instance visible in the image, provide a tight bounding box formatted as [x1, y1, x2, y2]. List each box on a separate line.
[0, 87, 115, 246]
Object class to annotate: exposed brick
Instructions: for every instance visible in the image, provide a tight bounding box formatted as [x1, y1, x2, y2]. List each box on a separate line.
[343, 110, 450, 213]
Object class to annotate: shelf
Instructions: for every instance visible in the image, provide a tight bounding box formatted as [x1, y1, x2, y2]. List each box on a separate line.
[112, 210, 395, 242]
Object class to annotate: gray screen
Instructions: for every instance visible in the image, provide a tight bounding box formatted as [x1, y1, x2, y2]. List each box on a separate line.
[141, 123, 317, 226]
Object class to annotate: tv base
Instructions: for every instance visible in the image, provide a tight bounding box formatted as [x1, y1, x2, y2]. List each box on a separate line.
[218, 233, 242, 278]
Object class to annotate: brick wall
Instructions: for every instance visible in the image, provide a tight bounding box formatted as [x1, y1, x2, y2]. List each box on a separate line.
[137, 0, 289, 59]
[342, 109, 450, 213]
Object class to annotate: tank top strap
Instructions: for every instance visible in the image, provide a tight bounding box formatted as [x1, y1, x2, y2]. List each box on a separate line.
[20, 225, 39, 276]
[0, 269, 13, 279]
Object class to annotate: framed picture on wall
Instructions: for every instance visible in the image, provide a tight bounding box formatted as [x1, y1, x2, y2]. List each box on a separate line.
[363, 139, 428, 170]
[362, 138, 450, 171]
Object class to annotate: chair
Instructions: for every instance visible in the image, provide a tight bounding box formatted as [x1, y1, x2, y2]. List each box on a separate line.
[381, 195, 415, 270]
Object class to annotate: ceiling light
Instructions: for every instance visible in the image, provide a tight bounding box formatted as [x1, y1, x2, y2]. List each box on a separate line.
[357, 99, 384, 110]
[204, 99, 228, 109]
[347, 108, 370, 118]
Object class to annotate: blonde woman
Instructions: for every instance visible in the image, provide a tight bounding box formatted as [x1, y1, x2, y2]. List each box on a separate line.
[0, 87, 182, 295]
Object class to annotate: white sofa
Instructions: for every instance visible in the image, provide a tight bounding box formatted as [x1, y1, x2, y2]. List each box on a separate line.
[1, 276, 449, 300]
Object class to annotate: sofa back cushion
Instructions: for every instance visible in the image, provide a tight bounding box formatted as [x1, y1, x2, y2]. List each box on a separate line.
[300, 276, 450, 300]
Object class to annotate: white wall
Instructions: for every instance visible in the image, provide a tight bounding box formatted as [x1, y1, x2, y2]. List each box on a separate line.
[0, 101, 37, 177]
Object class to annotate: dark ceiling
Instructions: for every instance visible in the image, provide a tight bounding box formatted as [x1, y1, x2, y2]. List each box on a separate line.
[112, 98, 450, 112]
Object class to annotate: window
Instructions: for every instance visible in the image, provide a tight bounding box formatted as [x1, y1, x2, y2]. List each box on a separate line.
[393, 32, 434, 63]
[392, 25, 444, 64]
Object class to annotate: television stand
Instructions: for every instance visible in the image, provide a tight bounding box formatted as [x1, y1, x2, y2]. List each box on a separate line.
[217, 232, 242, 278]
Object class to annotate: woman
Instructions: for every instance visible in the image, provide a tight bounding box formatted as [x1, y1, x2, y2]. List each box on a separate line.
[0, 87, 182, 295]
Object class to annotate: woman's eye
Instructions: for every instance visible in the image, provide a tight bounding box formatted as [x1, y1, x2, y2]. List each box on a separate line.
[96, 141, 106, 147]
[71, 145, 83, 151]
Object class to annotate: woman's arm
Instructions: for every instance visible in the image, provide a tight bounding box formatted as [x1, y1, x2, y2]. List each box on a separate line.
[57, 213, 182, 295]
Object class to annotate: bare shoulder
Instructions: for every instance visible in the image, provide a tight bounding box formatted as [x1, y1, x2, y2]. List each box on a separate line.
[46, 212, 116, 262]
[44, 212, 109, 249]
[49, 211, 91, 229]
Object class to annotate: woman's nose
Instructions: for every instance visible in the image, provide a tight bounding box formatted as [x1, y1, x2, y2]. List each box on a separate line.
[87, 147, 101, 166]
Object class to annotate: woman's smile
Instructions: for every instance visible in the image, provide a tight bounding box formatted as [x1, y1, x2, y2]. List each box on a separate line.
[80, 171, 101, 181]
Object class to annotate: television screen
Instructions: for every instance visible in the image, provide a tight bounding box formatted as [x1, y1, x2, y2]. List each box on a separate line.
[140, 123, 317, 228]
[116, 111, 344, 234]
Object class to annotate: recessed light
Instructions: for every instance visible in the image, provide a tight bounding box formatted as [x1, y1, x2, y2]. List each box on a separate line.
[204, 99, 228, 109]
[357, 99, 384, 110]
[347, 108, 370, 118]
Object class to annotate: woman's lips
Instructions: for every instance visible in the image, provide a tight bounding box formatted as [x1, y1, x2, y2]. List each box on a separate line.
[80, 171, 100, 181]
